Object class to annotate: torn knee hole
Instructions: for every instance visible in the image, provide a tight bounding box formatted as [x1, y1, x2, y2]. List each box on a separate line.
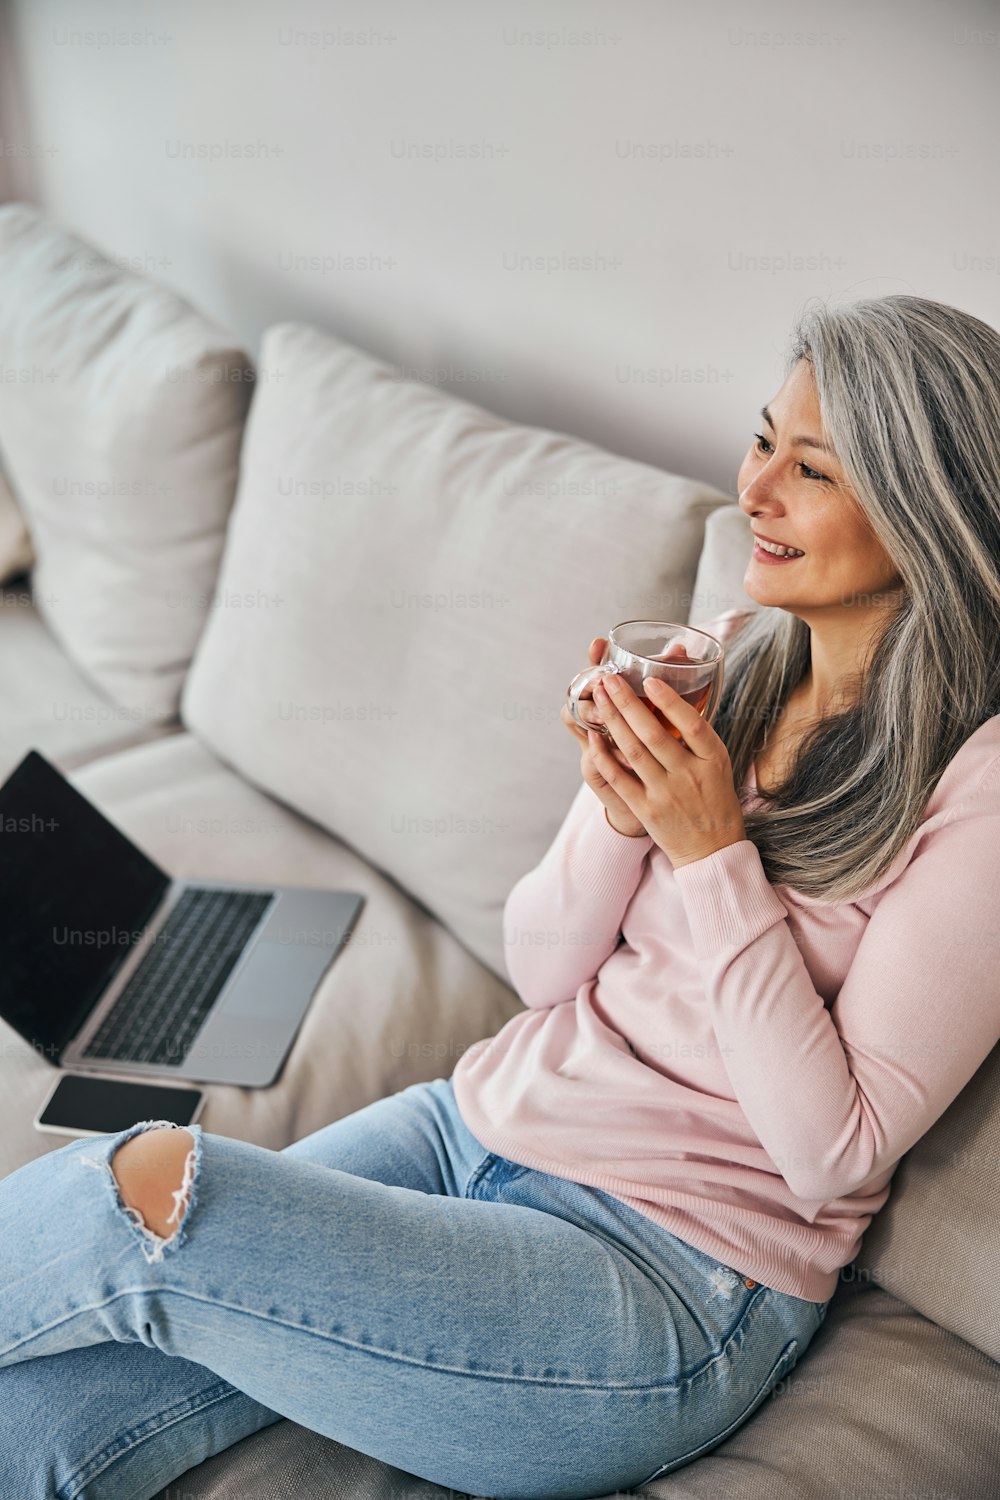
[109, 1125, 199, 1260]
[164, 1136, 198, 1230]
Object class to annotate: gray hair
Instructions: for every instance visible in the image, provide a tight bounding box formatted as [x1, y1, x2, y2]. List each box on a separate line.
[714, 293, 1000, 902]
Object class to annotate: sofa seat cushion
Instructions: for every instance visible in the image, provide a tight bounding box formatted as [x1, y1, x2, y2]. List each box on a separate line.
[0, 731, 524, 1183]
[0, 201, 253, 718]
[0, 577, 177, 784]
[149, 1275, 1000, 1499]
[180, 321, 735, 984]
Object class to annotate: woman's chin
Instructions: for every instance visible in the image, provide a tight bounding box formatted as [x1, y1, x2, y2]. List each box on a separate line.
[743, 565, 786, 598]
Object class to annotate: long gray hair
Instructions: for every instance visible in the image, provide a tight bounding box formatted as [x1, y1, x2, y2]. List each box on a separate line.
[713, 293, 1000, 903]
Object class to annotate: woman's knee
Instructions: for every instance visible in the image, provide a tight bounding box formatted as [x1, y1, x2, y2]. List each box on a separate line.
[111, 1126, 196, 1243]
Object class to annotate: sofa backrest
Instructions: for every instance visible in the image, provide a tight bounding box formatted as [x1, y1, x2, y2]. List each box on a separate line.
[0, 202, 254, 721]
[181, 321, 736, 982]
[855, 1013, 1000, 1360]
[687, 502, 762, 628]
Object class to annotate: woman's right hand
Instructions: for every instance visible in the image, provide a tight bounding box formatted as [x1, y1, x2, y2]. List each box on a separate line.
[560, 638, 649, 838]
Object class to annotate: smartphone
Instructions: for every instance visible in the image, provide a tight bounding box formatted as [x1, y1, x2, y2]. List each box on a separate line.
[34, 1073, 206, 1139]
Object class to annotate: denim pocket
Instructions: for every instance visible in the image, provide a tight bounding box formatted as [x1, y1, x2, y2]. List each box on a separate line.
[632, 1335, 801, 1488]
[465, 1151, 532, 1200]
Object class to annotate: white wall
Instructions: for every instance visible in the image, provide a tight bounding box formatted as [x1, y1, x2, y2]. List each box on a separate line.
[4, 0, 1000, 495]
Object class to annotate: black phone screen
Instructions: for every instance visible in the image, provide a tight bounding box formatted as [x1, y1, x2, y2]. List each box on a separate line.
[37, 1074, 204, 1135]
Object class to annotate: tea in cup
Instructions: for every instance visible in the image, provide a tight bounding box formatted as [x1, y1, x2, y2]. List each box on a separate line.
[566, 620, 725, 745]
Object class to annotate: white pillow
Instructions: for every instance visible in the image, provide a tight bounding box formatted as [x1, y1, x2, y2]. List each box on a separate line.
[0, 466, 33, 584]
[0, 202, 254, 719]
[688, 502, 763, 630]
[182, 322, 734, 980]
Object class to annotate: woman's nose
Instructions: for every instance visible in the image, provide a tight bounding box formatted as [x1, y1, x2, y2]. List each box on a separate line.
[739, 479, 771, 512]
[739, 470, 787, 511]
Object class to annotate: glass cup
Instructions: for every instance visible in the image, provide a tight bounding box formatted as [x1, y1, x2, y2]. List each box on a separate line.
[566, 620, 725, 746]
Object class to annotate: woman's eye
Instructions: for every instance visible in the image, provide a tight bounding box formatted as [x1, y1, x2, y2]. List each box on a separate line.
[752, 433, 829, 483]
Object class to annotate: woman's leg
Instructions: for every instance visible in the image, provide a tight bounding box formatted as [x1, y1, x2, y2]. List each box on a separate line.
[0, 1075, 823, 1500]
[0, 1342, 282, 1500]
[0, 1077, 478, 1500]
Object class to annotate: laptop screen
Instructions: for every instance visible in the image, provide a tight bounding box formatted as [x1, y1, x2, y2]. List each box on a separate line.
[0, 749, 169, 1062]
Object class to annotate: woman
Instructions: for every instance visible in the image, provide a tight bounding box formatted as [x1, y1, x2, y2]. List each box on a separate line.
[3, 293, 1000, 1500]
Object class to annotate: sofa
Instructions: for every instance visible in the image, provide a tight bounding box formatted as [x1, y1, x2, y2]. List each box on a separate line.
[0, 201, 254, 786]
[1, 204, 998, 1500]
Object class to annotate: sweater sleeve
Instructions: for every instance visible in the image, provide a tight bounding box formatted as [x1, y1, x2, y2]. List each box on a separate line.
[670, 768, 1000, 1203]
[501, 609, 751, 1011]
[502, 780, 653, 1010]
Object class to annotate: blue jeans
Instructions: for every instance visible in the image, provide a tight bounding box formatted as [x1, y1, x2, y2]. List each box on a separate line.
[0, 1075, 830, 1500]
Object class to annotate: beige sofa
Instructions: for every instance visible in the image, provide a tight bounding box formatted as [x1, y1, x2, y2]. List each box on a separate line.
[1, 207, 997, 1499]
[0, 459, 184, 782]
[0, 201, 253, 785]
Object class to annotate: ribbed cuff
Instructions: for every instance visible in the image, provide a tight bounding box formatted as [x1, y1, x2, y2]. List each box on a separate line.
[671, 839, 788, 960]
[569, 792, 654, 901]
[602, 806, 652, 841]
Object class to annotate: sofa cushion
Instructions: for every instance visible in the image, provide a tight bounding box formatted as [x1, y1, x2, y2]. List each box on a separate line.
[0, 202, 254, 719]
[0, 464, 33, 583]
[687, 501, 762, 630]
[181, 322, 734, 982]
[150, 1276, 1000, 1499]
[0, 730, 523, 1182]
[0, 578, 177, 785]
[855, 1032, 1000, 1362]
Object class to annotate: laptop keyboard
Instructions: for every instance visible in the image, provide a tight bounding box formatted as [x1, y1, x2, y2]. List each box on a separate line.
[81, 887, 274, 1067]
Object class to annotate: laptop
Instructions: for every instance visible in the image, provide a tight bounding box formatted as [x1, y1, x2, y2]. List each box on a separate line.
[0, 749, 366, 1086]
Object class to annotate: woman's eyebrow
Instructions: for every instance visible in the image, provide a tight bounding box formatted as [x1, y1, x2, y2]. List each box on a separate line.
[760, 405, 835, 456]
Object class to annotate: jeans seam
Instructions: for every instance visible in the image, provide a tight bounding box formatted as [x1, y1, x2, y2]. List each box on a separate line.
[634, 1334, 801, 1486]
[47, 1285, 752, 1396]
[463, 1151, 499, 1199]
[671, 1283, 772, 1385]
[59, 1380, 239, 1500]
[488, 1157, 533, 1189]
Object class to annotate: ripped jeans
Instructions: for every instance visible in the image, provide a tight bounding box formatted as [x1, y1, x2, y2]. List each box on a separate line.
[0, 1075, 831, 1500]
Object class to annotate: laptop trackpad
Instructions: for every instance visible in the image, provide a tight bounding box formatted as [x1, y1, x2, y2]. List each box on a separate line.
[224, 941, 332, 1021]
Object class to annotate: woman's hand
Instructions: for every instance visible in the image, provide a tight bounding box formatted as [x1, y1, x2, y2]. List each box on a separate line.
[560, 638, 648, 837]
[587, 671, 746, 867]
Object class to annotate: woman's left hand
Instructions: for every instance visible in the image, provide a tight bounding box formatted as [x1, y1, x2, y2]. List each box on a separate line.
[589, 673, 746, 869]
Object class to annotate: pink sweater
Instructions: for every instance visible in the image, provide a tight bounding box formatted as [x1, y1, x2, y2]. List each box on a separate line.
[452, 610, 1000, 1302]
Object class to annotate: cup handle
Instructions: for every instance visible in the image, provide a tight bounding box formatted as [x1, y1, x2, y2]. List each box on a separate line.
[567, 663, 620, 736]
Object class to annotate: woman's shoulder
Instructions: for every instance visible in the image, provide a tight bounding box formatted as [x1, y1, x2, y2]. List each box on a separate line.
[694, 606, 758, 648]
[925, 713, 1000, 820]
[856, 715, 1000, 905]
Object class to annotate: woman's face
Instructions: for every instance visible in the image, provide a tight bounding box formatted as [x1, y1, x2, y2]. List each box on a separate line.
[737, 357, 903, 611]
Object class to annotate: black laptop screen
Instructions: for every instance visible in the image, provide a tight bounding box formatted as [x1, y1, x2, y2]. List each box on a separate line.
[0, 750, 169, 1061]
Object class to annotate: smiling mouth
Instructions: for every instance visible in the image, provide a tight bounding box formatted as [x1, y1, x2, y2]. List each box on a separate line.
[752, 538, 806, 561]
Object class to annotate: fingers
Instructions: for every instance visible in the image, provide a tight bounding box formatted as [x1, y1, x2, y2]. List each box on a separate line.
[563, 699, 631, 772]
[590, 677, 668, 779]
[577, 699, 603, 729]
[561, 700, 600, 738]
[585, 727, 641, 796]
[562, 638, 610, 745]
